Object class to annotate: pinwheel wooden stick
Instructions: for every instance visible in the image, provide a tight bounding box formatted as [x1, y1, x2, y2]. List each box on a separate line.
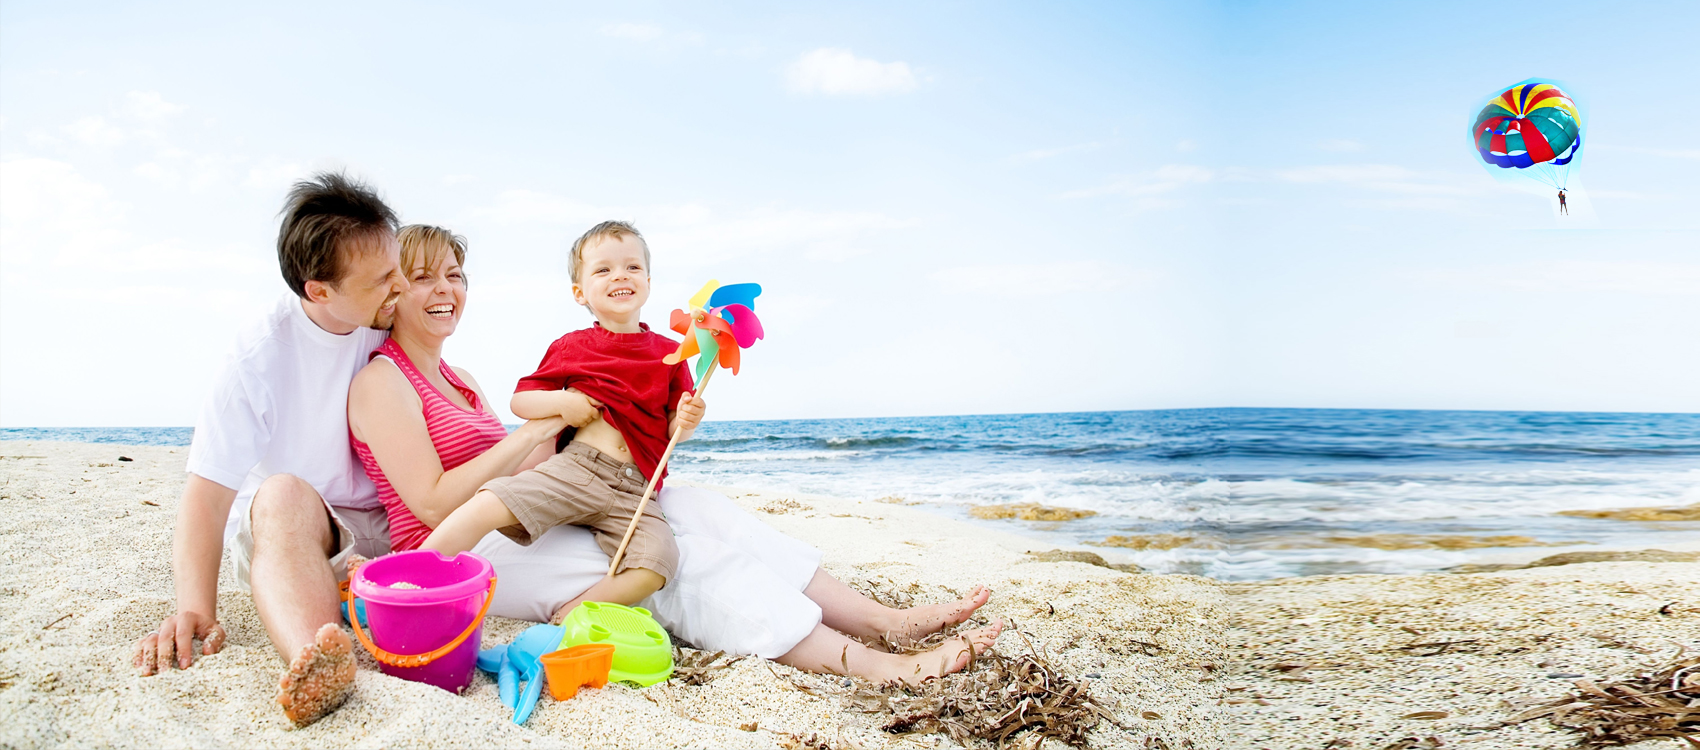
[607, 281, 762, 577]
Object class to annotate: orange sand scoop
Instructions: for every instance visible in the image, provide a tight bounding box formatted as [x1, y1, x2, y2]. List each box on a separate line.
[540, 644, 615, 700]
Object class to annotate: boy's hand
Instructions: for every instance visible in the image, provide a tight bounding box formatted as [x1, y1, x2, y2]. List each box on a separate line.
[673, 391, 707, 438]
[560, 388, 604, 427]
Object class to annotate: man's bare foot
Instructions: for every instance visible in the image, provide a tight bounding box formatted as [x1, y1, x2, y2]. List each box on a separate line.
[886, 586, 992, 643]
[885, 619, 1003, 687]
[276, 623, 356, 727]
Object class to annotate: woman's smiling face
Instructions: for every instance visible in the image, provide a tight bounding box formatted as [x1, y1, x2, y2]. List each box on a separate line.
[397, 248, 467, 342]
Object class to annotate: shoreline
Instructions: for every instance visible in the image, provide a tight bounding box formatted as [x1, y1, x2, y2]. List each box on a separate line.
[1, 440, 1695, 749]
[7, 427, 1696, 581]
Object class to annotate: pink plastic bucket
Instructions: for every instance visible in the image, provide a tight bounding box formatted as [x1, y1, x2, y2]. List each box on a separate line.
[348, 550, 495, 693]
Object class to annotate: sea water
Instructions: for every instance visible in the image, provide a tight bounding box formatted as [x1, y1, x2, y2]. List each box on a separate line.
[8, 408, 1697, 581]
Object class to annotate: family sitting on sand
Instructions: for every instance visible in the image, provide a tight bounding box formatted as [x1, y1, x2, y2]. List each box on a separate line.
[131, 172, 1002, 727]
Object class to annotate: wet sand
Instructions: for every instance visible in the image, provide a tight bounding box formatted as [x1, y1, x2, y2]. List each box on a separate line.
[1, 441, 1694, 749]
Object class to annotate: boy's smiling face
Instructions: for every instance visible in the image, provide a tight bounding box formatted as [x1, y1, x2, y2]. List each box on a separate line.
[572, 233, 651, 332]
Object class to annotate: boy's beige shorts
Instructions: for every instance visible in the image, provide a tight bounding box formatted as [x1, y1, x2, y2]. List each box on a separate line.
[478, 441, 679, 583]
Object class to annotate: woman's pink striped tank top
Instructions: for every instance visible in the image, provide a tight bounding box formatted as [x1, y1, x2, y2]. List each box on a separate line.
[353, 338, 509, 551]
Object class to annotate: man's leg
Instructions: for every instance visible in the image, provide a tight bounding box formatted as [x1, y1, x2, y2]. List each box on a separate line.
[247, 474, 355, 726]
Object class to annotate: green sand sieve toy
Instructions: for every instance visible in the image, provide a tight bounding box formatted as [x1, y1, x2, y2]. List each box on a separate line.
[557, 601, 673, 686]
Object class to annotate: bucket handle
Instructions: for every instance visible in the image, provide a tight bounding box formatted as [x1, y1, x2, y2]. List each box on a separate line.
[343, 558, 498, 669]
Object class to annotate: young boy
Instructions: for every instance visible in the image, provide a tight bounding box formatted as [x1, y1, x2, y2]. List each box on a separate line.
[420, 220, 705, 607]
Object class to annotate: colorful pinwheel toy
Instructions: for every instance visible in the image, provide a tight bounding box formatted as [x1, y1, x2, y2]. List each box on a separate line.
[608, 279, 764, 575]
[662, 280, 765, 383]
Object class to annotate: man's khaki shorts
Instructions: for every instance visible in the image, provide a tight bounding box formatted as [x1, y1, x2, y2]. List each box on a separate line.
[232, 484, 391, 593]
[478, 441, 678, 582]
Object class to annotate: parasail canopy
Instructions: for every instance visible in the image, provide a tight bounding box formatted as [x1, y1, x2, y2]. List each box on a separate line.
[1470, 80, 1583, 190]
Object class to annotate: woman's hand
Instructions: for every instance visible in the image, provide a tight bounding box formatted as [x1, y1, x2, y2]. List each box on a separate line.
[559, 388, 604, 427]
[515, 415, 571, 445]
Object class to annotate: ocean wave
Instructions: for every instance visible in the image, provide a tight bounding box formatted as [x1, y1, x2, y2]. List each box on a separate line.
[820, 436, 924, 449]
[679, 450, 857, 462]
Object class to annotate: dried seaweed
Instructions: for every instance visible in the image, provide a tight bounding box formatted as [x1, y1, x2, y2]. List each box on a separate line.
[1511, 652, 1700, 748]
[671, 648, 744, 686]
[776, 731, 837, 750]
[849, 623, 1113, 748]
[1379, 738, 1444, 750]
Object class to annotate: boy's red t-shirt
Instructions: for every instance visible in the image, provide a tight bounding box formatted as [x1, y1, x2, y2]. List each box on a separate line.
[514, 323, 694, 487]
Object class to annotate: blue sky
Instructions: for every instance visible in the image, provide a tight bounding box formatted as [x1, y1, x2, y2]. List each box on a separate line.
[2, 0, 1697, 426]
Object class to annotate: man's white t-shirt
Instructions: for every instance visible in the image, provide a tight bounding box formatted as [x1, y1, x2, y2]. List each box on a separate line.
[187, 294, 389, 544]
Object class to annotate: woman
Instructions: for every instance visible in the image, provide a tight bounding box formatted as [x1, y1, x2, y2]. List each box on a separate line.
[347, 225, 1001, 684]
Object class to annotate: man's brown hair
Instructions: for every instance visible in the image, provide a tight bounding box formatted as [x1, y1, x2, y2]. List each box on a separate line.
[568, 220, 649, 284]
[276, 172, 400, 297]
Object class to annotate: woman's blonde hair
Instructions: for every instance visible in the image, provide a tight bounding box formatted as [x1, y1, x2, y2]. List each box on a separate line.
[397, 224, 468, 282]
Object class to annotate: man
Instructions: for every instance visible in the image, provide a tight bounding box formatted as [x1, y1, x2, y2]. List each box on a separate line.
[1558, 189, 1568, 215]
[132, 172, 405, 726]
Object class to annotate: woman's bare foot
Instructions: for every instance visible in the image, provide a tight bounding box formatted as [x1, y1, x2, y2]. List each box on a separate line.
[276, 623, 356, 727]
[884, 619, 1003, 686]
[885, 585, 992, 643]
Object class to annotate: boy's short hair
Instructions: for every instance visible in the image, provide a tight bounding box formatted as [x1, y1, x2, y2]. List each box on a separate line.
[568, 220, 649, 284]
[276, 172, 399, 297]
[398, 224, 468, 283]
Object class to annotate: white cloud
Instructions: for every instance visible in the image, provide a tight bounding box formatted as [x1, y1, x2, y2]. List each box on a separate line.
[1175, 139, 1198, 152]
[597, 22, 704, 48]
[1059, 164, 1213, 200]
[466, 189, 606, 227]
[0, 158, 130, 266]
[1276, 164, 1478, 196]
[1, 157, 266, 273]
[1316, 138, 1365, 152]
[784, 48, 918, 96]
[929, 261, 1157, 297]
[1011, 141, 1101, 162]
[243, 158, 307, 191]
[130, 149, 243, 191]
[64, 116, 127, 147]
[1587, 144, 1700, 160]
[651, 205, 914, 263]
[600, 22, 665, 41]
[465, 190, 914, 265]
[125, 91, 184, 120]
[1415, 261, 1700, 297]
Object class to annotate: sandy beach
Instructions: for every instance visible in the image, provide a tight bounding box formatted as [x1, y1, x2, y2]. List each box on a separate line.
[1, 441, 1695, 750]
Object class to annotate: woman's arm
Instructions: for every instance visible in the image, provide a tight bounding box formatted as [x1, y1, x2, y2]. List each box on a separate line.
[349, 360, 565, 529]
[456, 366, 556, 472]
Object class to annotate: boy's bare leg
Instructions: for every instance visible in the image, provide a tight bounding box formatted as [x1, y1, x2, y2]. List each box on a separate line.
[802, 569, 991, 644]
[246, 474, 357, 726]
[776, 620, 1004, 687]
[549, 568, 665, 623]
[422, 490, 516, 555]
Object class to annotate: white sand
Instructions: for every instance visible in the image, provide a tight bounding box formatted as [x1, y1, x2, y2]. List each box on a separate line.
[1, 440, 1695, 749]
